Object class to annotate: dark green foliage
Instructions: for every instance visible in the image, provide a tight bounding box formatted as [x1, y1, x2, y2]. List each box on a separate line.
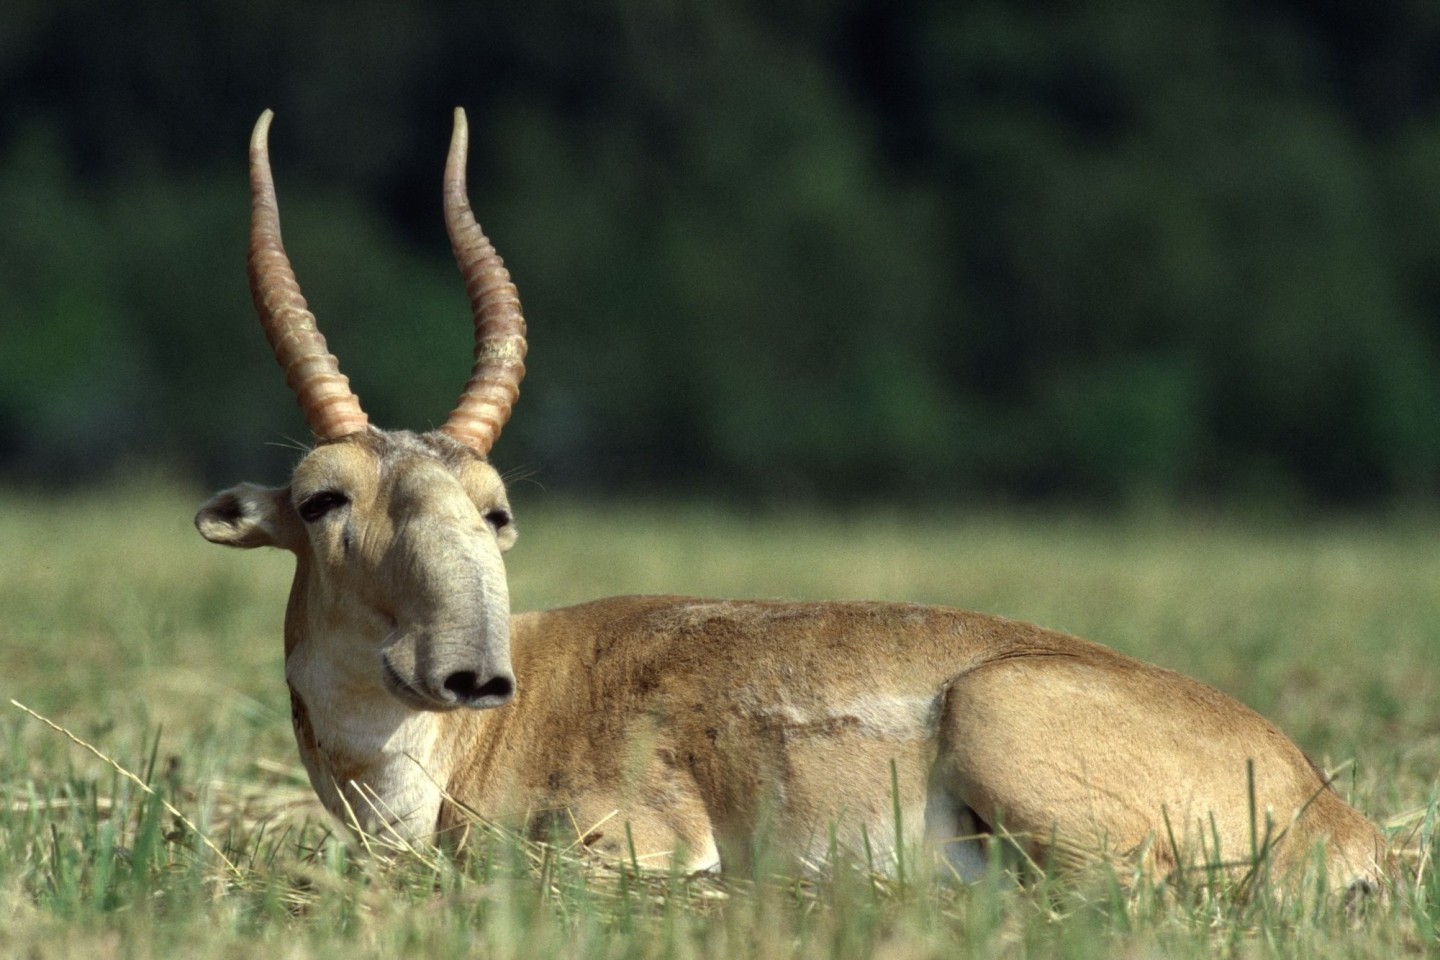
[7, 0, 1440, 505]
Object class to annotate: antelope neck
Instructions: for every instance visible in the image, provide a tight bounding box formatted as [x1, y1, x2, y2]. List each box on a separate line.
[285, 627, 454, 842]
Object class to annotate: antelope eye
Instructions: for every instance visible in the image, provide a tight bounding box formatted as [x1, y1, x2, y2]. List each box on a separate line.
[297, 490, 350, 523]
[484, 509, 512, 531]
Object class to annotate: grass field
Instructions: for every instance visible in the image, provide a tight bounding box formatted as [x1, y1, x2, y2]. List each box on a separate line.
[1, 480, 1437, 957]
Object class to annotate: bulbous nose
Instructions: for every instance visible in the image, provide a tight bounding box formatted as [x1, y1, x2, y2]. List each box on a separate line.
[443, 669, 515, 708]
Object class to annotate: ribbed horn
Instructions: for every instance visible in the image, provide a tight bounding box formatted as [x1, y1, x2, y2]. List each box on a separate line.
[248, 109, 369, 441]
[440, 107, 527, 455]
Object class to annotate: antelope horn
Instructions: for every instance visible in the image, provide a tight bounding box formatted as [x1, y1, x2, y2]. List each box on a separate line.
[248, 109, 369, 441]
[440, 107, 528, 455]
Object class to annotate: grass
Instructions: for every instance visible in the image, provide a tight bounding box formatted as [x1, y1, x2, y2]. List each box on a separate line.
[1, 479, 1437, 957]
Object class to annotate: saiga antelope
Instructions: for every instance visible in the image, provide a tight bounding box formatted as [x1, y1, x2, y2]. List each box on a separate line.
[197, 109, 1391, 895]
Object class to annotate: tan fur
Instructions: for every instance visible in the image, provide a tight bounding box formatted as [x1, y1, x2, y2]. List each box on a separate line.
[198, 432, 1392, 893]
[209, 107, 1390, 893]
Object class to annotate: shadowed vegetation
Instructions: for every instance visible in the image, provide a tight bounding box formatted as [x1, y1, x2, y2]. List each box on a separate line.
[8, 1, 1440, 506]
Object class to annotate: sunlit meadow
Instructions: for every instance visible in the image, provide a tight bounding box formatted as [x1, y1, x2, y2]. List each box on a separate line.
[1, 481, 1437, 957]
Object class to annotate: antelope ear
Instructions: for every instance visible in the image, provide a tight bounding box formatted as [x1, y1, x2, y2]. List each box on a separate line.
[195, 483, 303, 551]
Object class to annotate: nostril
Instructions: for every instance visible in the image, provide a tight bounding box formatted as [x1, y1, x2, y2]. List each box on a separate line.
[475, 674, 514, 701]
[443, 670, 515, 707]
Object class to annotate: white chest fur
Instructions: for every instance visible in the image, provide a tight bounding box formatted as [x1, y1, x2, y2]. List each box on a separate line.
[286, 641, 448, 843]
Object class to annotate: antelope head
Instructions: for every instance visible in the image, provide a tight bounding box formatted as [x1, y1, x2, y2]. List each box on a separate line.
[197, 109, 526, 716]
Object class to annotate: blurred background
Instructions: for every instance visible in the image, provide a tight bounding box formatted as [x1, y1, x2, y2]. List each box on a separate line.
[6, 0, 1440, 508]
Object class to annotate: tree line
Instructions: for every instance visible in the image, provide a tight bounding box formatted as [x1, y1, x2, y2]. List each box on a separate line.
[6, 0, 1440, 505]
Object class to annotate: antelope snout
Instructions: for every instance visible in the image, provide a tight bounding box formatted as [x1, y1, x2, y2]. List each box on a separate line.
[380, 629, 515, 712]
[441, 667, 515, 709]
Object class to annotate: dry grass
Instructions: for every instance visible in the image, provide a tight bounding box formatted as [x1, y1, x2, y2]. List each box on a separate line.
[0, 480, 1437, 957]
